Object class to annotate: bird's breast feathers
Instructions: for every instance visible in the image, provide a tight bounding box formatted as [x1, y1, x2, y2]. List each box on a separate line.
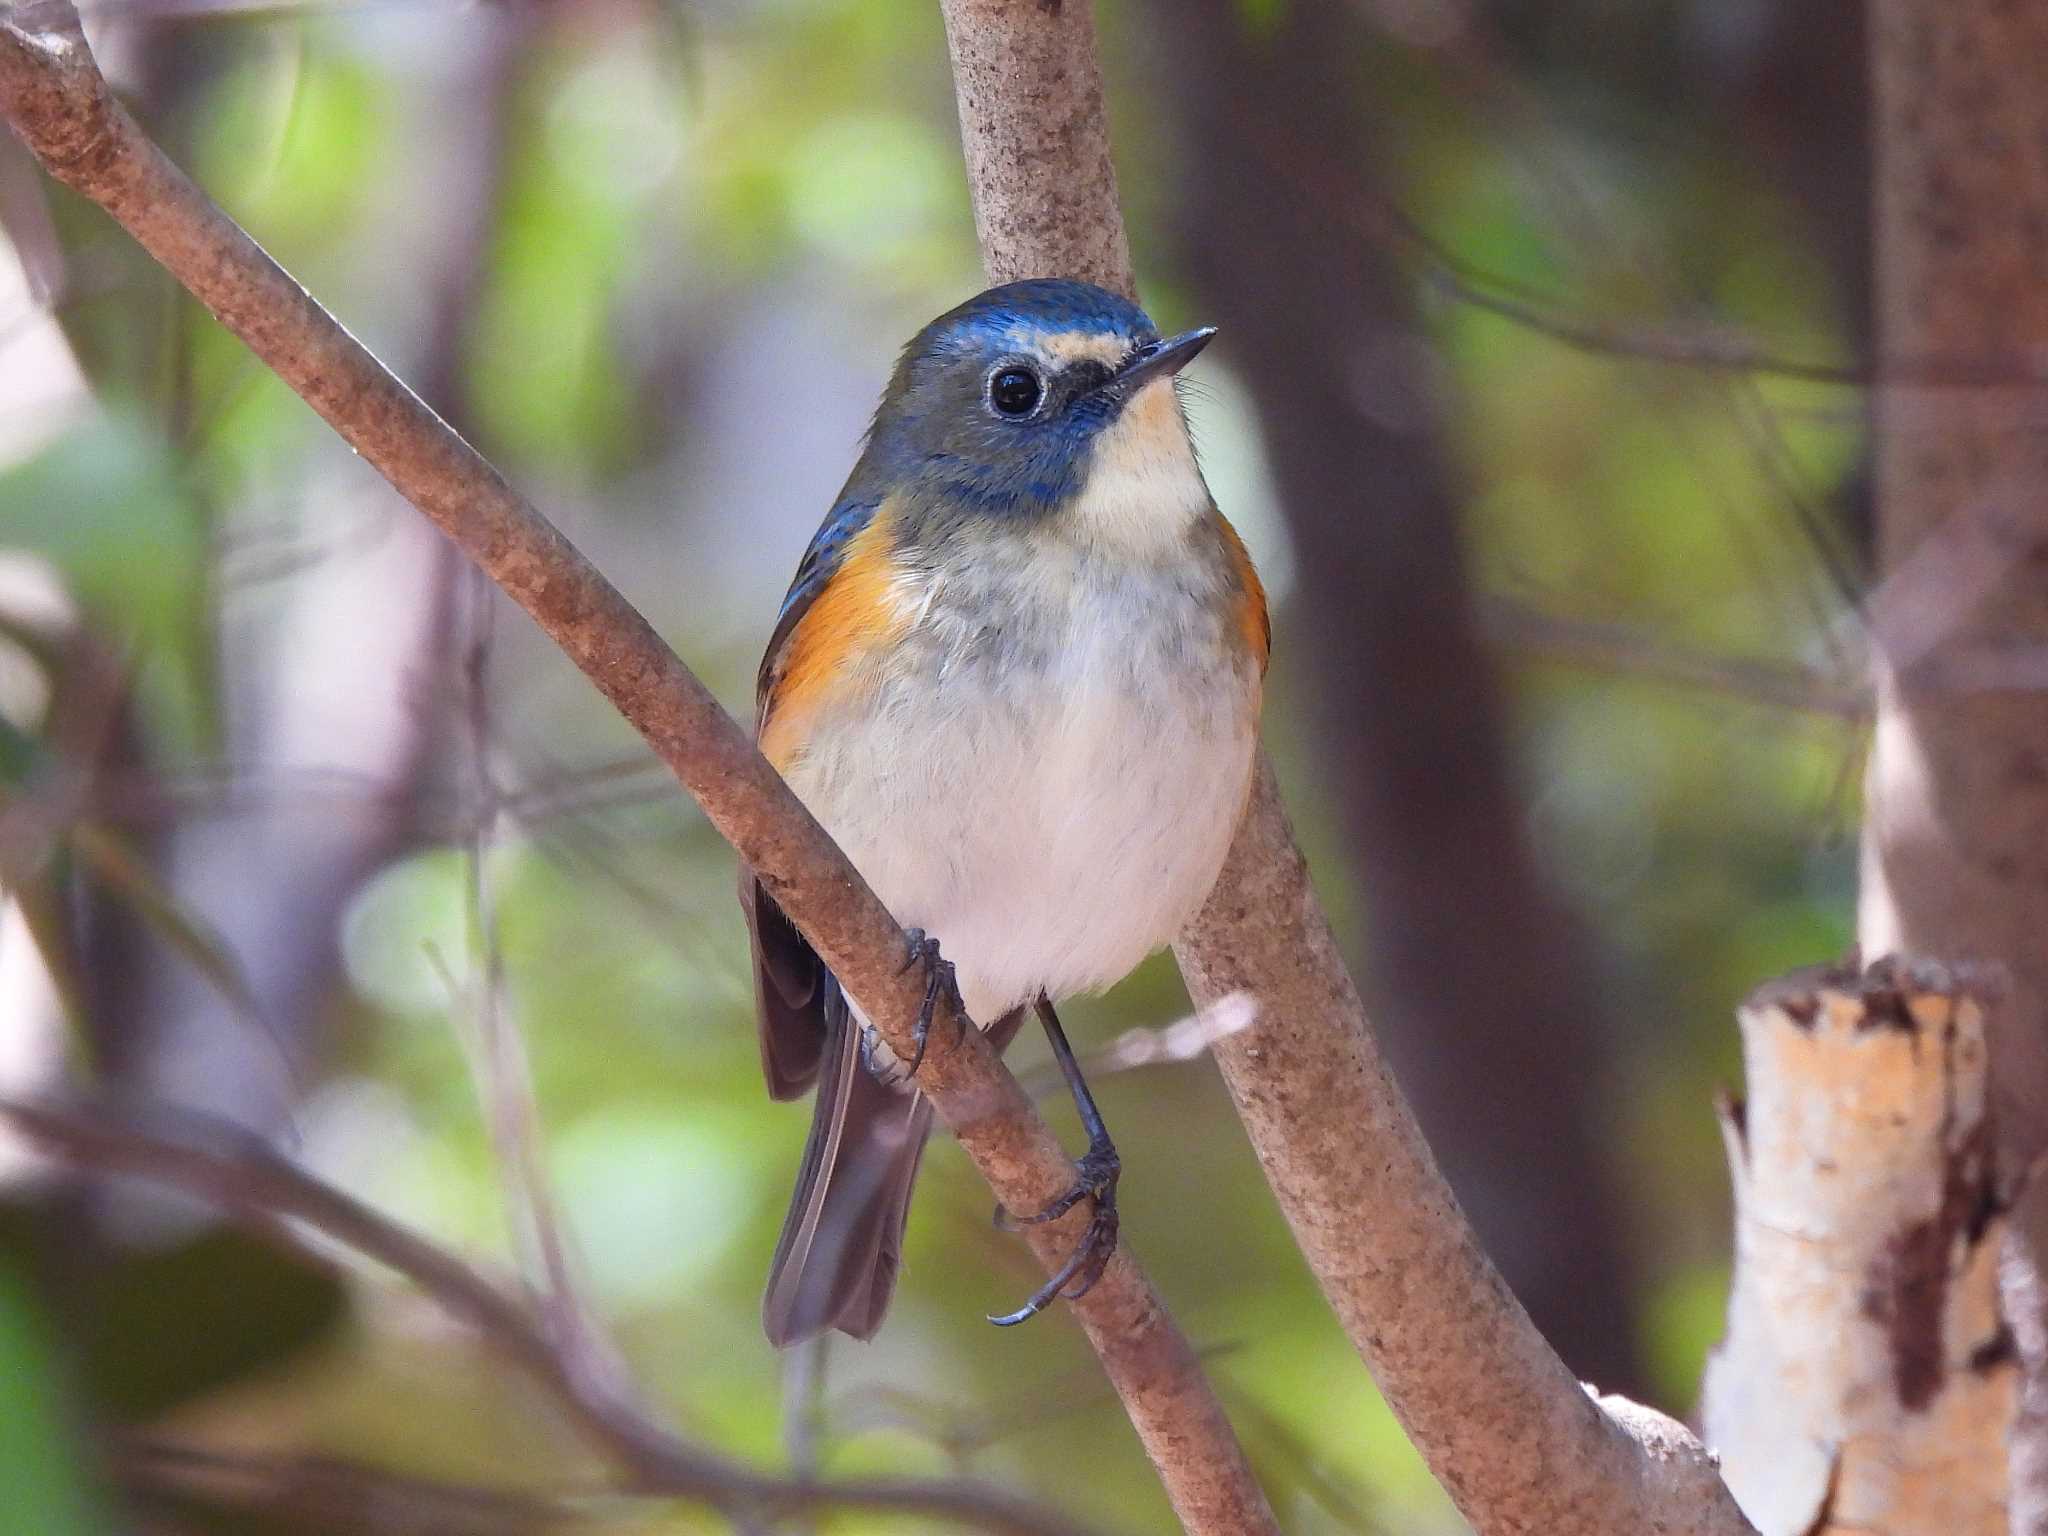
[756, 374, 1266, 1022]
[762, 540, 1262, 1022]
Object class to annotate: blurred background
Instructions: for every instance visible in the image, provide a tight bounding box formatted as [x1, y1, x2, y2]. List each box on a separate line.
[0, 0, 1871, 1530]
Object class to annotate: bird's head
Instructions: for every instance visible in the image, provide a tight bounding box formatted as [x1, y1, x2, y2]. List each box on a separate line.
[859, 279, 1217, 548]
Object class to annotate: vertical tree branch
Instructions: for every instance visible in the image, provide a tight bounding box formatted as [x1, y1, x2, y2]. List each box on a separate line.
[0, 9, 1273, 1534]
[937, 0, 1132, 295]
[1861, 0, 2048, 1520]
[936, 2, 1752, 1532]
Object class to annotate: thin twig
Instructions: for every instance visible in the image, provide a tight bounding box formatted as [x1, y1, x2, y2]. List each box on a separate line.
[0, 1096, 1109, 1536]
[116, 1437, 576, 1536]
[1017, 992, 1260, 1102]
[1481, 599, 1868, 719]
[0, 1094, 708, 1485]
[828, 1348, 1239, 1467]
[450, 569, 622, 1406]
[1398, 177, 2048, 391]
[1410, 5, 1870, 635]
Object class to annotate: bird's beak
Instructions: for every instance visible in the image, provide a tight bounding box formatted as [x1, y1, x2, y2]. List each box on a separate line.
[1110, 326, 1217, 393]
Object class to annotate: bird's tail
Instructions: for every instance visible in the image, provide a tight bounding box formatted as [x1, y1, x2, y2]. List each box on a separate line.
[762, 1007, 934, 1347]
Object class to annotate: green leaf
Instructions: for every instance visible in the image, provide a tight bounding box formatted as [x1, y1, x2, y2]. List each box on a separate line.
[0, 408, 210, 753]
[0, 1256, 107, 1536]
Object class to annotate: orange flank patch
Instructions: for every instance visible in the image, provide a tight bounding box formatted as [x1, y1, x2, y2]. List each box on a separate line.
[1215, 512, 1271, 674]
[760, 512, 912, 770]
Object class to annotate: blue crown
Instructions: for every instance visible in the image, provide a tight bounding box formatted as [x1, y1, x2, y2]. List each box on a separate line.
[917, 279, 1157, 355]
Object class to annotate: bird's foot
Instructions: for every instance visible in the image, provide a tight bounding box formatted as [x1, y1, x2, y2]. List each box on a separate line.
[898, 928, 964, 1077]
[987, 1136, 1121, 1326]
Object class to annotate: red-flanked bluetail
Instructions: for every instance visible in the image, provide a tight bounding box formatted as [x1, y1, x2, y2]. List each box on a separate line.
[743, 280, 1268, 1346]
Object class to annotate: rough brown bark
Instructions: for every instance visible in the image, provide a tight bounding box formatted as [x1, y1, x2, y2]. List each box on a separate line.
[937, 0, 1132, 296]
[0, 12, 1271, 1534]
[1861, 1, 2048, 1523]
[1180, 764, 1747, 1535]
[1152, 0, 1646, 1394]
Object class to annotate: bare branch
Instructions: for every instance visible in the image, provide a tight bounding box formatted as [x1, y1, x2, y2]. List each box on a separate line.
[937, 0, 1132, 296]
[117, 1437, 573, 1536]
[1175, 762, 1752, 1535]
[1482, 599, 1868, 719]
[927, 6, 1280, 1527]
[0, 1096, 1109, 1536]
[0, 8, 1262, 1530]
[449, 571, 624, 1409]
[1346, 131, 2048, 394]
[0, 1094, 711, 1486]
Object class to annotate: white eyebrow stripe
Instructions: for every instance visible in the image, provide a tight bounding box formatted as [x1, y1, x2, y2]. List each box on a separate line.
[1032, 329, 1130, 368]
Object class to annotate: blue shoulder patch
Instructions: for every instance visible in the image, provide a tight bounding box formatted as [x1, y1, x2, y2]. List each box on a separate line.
[758, 495, 881, 703]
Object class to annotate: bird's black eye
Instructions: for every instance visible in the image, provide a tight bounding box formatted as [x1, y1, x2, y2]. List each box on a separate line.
[988, 367, 1043, 417]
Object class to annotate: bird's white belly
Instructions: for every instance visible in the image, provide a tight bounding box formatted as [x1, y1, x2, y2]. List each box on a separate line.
[785, 620, 1258, 1028]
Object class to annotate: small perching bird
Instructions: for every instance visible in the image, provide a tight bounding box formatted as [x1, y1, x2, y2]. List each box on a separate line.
[744, 279, 1268, 1346]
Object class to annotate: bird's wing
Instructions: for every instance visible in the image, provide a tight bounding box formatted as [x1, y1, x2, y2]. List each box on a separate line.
[745, 495, 881, 1101]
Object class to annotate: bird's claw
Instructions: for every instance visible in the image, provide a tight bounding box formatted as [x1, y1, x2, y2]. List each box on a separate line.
[987, 1141, 1122, 1326]
[899, 928, 964, 1077]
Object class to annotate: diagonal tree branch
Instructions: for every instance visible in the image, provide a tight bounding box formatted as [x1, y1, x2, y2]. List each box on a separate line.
[0, 6, 1273, 1532]
[935, 1, 1755, 1532]
[117, 1436, 572, 1536]
[0, 1096, 1104, 1536]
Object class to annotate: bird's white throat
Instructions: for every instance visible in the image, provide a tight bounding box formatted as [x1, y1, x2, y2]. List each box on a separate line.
[1065, 380, 1210, 555]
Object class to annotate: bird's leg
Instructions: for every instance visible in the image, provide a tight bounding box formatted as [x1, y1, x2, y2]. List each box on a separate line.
[988, 995, 1121, 1327]
[898, 928, 964, 1076]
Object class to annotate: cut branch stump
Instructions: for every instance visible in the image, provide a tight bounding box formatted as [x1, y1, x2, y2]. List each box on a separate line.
[1705, 956, 2016, 1536]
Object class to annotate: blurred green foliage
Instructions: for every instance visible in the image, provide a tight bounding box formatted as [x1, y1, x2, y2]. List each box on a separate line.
[0, 1258, 105, 1536]
[0, 1, 1867, 1531]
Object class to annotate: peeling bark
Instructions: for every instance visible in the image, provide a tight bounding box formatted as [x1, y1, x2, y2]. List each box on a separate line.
[1703, 956, 2015, 1536]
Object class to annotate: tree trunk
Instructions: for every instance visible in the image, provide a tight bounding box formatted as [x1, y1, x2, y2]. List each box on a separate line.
[1861, 1, 2048, 1523]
